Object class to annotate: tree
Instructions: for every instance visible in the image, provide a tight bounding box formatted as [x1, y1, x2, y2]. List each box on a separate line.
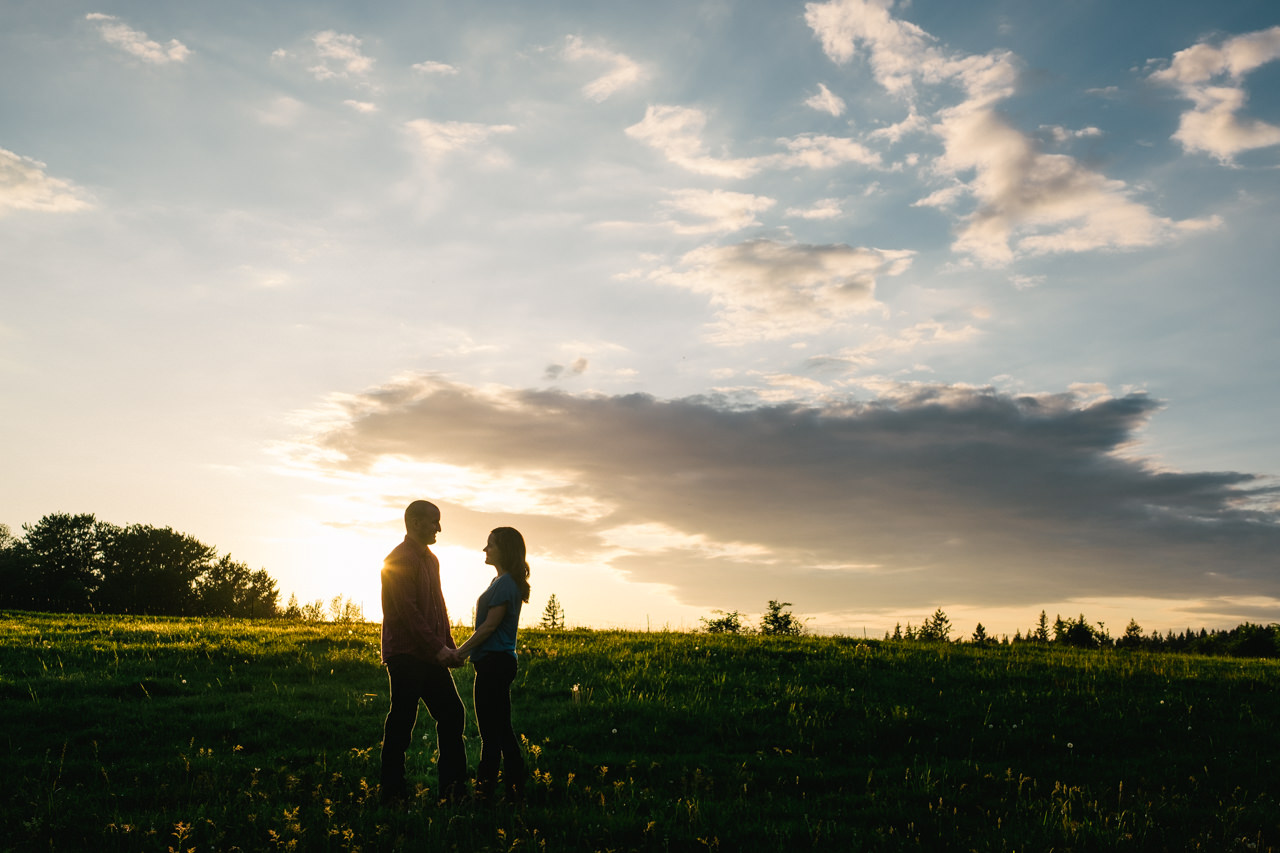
[195, 556, 279, 617]
[328, 595, 363, 623]
[700, 609, 744, 634]
[1, 513, 281, 618]
[20, 513, 107, 612]
[299, 599, 326, 622]
[1056, 613, 1101, 649]
[1118, 618, 1145, 649]
[1033, 610, 1051, 643]
[917, 608, 952, 642]
[0, 523, 32, 609]
[759, 600, 804, 636]
[98, 524, 215, 615]
[971, 623, 990, 644]
[539, 594, 566, 630]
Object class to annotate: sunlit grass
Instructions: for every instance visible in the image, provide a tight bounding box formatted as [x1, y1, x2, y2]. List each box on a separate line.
[2, 612, 1278, 851]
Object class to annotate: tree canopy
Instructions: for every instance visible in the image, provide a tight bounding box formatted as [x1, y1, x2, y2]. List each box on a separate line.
[0, 513, 278, 618]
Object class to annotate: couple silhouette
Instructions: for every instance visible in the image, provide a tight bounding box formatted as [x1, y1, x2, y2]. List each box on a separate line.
[378, 500, 530, 805]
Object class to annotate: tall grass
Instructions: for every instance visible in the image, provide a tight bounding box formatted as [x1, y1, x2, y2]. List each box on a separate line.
[2, 611, 1277, 851]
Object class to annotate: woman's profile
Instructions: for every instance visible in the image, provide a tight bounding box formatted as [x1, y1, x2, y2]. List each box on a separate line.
[452, 526, 530, 802]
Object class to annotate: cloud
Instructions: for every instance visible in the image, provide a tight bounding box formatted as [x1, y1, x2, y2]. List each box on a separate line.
[804, 319, 983, 370]
[404, 119, 517, 167]
[804, 0, 1220, 265]
[660, 189, 776, 234]
[413, 60, 459, 76]
[308, 31, 374, 81]
[344, 100, 378, 114]
[0, 148, 93, 215]
[255, 96, 306, 127]
[625, 105, 766, 178]
[288, 375, 1280, 617]
[649, 238, 913, 342]
[626, 105, 881, 177]
[86, 13, 190, 64]
[1041, 125, 1103, 144]
[545, 358, 589, 380]
[1150, 26, 1280, 162]
[806, 82, 846, 116]
[785, 198, 843, 220]
[775, 133, 881, 169]
[563, 35, 645, 102]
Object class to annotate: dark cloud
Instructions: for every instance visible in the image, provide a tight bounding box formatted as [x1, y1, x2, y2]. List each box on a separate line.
[303, 374, 1280, 617]
[544, 358, 589, 380]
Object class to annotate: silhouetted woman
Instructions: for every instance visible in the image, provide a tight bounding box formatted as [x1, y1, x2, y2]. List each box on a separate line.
[453, 526, 530, 802]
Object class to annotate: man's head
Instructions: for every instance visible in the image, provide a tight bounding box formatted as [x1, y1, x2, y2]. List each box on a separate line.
[404, 501, 441, 547]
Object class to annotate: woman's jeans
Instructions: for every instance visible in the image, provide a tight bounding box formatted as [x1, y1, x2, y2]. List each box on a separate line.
[472, 652, 525, 796]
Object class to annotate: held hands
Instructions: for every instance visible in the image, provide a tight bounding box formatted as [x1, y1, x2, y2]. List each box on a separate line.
[436, 647, 465, 668]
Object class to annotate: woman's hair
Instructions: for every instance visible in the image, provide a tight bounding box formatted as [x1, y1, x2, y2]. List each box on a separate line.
[490, 527, 531, 603]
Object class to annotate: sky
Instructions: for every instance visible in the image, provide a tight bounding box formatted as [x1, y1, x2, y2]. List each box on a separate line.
[3, 0, 1280, 639]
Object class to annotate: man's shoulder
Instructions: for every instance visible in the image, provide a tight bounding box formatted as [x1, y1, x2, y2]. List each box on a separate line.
[383, 538, 420, 571]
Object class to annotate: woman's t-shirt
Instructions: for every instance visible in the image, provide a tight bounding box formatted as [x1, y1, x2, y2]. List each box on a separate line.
[474, 572, 522, 661]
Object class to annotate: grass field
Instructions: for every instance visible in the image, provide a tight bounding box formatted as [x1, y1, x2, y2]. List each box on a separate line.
[2, 611, 1278, 851]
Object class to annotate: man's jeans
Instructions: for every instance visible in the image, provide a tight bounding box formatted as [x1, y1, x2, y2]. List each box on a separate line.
[381, 654, 466, 801]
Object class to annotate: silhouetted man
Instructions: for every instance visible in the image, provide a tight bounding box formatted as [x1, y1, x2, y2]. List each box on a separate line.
[379, 500, 465, 804]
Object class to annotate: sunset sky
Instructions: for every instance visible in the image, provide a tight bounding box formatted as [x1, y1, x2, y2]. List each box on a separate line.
[4, 0, 1279, 638]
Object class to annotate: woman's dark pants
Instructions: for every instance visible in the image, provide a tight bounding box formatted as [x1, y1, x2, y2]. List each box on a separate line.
[472, 652, 525, 798]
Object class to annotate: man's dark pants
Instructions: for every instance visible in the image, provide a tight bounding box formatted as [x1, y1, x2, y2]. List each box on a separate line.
[381, 654, 466, 801]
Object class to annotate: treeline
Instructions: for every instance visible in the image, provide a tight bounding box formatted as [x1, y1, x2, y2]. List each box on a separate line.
[890, 608, 1280, 658]
[0, 513, 278, 618]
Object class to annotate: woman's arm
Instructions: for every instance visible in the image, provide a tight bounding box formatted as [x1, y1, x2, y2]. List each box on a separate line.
[455, 603, 508, 660]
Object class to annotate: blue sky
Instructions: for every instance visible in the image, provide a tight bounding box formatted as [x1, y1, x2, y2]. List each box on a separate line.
[3, 0, 1279, 636]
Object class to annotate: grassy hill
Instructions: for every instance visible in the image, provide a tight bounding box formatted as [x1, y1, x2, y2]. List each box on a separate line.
[2, 611, 1278, 851]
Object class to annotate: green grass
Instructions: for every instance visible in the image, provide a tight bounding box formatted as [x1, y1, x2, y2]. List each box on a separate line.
[2, 611, 1278, 851]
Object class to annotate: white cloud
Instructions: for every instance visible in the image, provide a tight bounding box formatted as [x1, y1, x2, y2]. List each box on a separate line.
[805, 0, 1220, 266]
[412, 60, 459, 76]
[931, 93, 1221, 264]
[650, 238, 913, 342]
[404, 119, 517, 167]
[343, 100, 378, 114]
[626, 105, 881, 178]
[563, 35, 645, 102]
[86, 13, 190, 65]
[805, 82, 846, 116]
[0, 148, 93, 215]
[786, 198, 843, 219]
[256, 96, 305, 127]
[806, 320, 982, 370]
[775, 133, 881, 169]
[867, 108, 928, 143]
[625, 105, 765, 178]
[309, 31, 374, 81]
[1042, 125, 1103, 143]
[1150, 26, 1280, 162]
[660, 189, 776, 234]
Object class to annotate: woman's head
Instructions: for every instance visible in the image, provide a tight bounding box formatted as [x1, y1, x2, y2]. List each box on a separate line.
[485, 526, 531, 602]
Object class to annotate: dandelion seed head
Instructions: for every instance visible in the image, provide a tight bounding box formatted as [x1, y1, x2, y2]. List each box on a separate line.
[1067, 743, 1074, 749]
[612, 728, 617, 734]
